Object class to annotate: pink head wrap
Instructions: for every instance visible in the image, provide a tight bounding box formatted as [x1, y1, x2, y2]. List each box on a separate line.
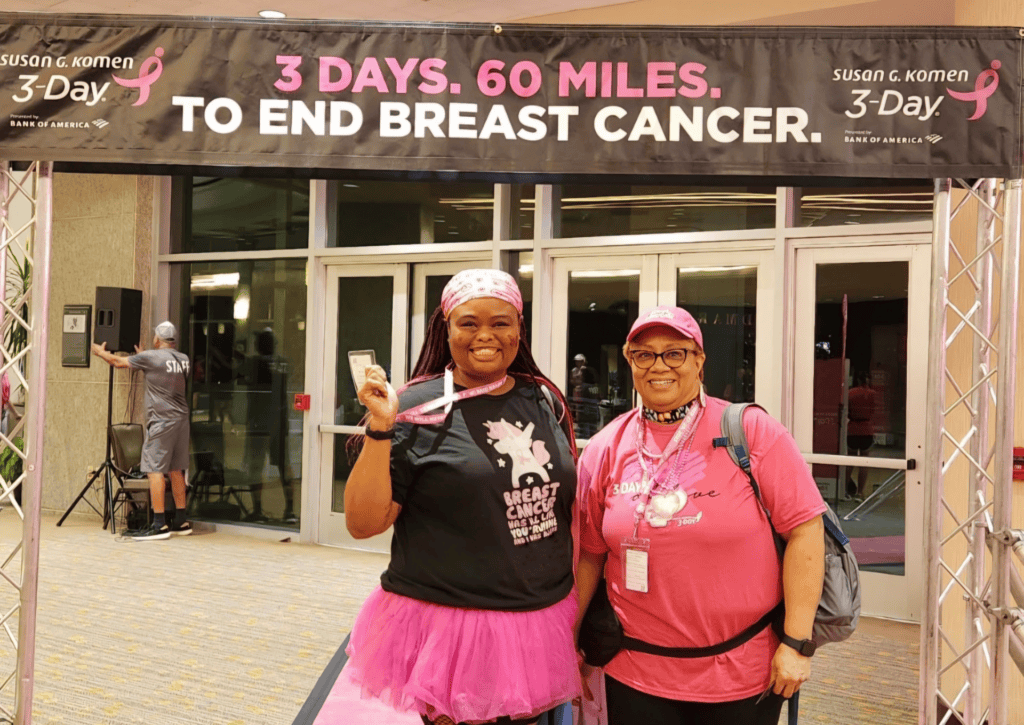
[441, 269, 524, 318]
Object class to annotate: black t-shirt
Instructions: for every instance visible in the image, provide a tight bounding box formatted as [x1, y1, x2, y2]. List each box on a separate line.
[381, 376, 577, 612]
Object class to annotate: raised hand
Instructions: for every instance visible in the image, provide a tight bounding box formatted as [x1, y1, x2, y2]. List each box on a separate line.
[358, 364, 398, 431]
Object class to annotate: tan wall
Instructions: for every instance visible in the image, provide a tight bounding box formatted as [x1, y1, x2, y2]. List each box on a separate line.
[43, 174, 152, 518]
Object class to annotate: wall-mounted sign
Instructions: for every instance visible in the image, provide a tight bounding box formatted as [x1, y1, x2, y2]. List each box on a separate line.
[62, 304, 91, 367]
[0, 15, 1020, 179]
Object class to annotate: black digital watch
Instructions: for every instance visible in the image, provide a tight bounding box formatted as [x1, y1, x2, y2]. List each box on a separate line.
[779, 633, 816, 658]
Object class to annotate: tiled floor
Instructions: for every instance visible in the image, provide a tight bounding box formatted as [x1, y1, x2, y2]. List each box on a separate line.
[0, 513, 920, 724]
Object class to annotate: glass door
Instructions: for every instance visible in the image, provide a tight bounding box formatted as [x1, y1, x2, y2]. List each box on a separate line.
[318, 260, 485, 549]
[409, 261, 480, 365]
[319, 264, 409, 551]
[550, 256, 656, 441]
[657, 250, 777, 414]
[793, 242, 930, 621]
[550, 249, 774, 444]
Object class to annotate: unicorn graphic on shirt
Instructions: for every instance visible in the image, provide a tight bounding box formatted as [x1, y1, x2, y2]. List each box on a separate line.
[485, 418, 551, 487]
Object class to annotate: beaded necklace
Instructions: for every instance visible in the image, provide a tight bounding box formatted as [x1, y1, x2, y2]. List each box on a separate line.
[642, 399, 696, 424]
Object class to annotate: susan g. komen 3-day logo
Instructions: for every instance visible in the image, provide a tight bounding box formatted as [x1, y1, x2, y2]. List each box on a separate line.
[946, 60, 1001, 121]
[112, 47, 165, 106]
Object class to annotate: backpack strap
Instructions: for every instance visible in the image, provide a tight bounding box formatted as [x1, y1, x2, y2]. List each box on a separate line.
[537, 380, 566, 424]
[713, 402, 785, 556]
[714, 402, 766, 506]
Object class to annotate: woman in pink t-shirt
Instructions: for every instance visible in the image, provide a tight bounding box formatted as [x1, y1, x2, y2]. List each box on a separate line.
[575, 306, 826, 725]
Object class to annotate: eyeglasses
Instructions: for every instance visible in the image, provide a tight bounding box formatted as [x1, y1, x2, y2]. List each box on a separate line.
[627, 348, 695, 369]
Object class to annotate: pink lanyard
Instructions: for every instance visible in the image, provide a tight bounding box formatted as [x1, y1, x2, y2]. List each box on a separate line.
[634, 387, 706, 482]
[395, 367, 508, 425]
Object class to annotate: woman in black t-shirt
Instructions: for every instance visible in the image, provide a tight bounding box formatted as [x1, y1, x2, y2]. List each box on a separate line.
[342, 269, 580, 725]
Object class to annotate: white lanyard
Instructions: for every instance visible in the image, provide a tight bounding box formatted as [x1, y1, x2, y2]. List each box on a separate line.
[395, 367, 508, 425]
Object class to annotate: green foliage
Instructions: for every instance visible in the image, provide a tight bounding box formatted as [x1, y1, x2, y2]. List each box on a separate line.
[3, 256, 30, 358]
[0, 436, 24, 484]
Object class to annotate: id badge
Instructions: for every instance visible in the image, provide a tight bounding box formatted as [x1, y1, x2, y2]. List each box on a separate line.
[621, 536, 651, 593]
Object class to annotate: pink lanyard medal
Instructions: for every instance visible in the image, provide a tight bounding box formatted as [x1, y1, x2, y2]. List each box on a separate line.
[394, 367, 508, 425]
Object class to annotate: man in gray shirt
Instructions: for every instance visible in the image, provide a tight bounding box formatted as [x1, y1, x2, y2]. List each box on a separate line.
[92, 321, 191, 540]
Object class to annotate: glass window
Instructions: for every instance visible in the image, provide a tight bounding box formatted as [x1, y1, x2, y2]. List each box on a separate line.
[333, 180, 493, 246]
[812, 261, 909, 576]
[676, 266, 756, 403]
[172, 177, 310, 253]
[176, 259, 307, 530]
[559, 185, 776, 238]
[801, 186, 933, 226]
[513, 184, 536, 240]
[333, 275, 396, 515]
[565, 269, 639, 439]
[512, 252, 533, 345]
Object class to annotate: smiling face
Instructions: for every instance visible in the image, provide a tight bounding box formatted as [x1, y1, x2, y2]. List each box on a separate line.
[447, 297, 521, 386]
[625, 327, 705, 412]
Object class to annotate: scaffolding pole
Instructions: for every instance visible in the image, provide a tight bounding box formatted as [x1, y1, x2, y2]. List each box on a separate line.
[0, 161, 53, 725]
[921, 177, 1023, 725]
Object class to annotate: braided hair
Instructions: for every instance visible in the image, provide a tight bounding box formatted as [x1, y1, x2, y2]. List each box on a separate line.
[348, 305, 577, 461]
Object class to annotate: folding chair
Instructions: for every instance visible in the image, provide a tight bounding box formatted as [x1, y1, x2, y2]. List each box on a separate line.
[187, 450, 250, 521]
[109, 423, 150, 534]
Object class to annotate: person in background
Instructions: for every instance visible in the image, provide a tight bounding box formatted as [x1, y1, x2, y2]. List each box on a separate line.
[846, 371, 877, 501]
[341, 269, 580, 725]
[575, 306, 826, 725]
[569, 353, 598, 437]
[92, 321, 192, 541]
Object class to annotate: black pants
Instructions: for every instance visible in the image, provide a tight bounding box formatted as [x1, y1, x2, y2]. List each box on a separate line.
[605, 674, 786, 725]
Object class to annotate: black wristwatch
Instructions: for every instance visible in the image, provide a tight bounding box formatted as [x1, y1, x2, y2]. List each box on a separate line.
[779, 633, 816, 657]
[364, 426, 396, 440]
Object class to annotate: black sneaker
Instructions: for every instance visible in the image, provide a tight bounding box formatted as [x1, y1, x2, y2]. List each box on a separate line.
[169, 521, 192, 537]
[127, 523, 171, 541]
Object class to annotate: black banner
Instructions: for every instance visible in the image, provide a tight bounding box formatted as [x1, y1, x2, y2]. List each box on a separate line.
[0, 15, 1021, 178]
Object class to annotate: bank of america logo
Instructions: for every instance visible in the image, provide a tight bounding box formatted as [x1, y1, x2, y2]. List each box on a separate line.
[92, 119, 109, 129]
[926, 134, 943, 144]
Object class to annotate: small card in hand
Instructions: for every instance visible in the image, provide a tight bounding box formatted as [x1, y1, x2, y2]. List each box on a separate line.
[348, 350, 376, 400]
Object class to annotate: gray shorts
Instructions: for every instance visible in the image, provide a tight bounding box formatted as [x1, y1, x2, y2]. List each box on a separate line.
[140, 418, 190, 474]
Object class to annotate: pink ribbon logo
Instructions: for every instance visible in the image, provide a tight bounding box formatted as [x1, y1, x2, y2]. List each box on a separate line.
[947, 60, 1001, 121]
[112, 48, 164, 107]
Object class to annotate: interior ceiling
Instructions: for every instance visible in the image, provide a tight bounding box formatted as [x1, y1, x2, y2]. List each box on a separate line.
[0, 0, 632, 23]
[0, 0, 955, 23]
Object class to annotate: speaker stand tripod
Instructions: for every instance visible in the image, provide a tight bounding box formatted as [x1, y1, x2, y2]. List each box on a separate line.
[57, 365, 116, 532]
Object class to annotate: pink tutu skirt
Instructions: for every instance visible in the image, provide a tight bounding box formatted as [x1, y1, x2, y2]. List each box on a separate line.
[345, 586, 581, 724]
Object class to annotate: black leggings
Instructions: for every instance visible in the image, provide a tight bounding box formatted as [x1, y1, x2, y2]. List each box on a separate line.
[605, 674, 786, 725]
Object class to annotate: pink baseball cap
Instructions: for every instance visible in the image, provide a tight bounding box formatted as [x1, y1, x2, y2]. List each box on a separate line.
[627, 306, 704, 349]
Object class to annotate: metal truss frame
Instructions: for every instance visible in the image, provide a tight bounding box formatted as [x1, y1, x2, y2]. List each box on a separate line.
[921, 177, 1024, 725]
[0, 165, 1019, 725]
[0, 161, 53, 725]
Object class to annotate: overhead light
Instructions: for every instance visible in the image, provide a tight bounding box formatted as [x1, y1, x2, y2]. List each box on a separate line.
[570, 270, 639, 279]
[234, 295, 250, 321]
[343, 183, 359, 188]
[259, 9, 286, 18]
[676, 265, 756, 274]
[191, 272, 239, 290]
